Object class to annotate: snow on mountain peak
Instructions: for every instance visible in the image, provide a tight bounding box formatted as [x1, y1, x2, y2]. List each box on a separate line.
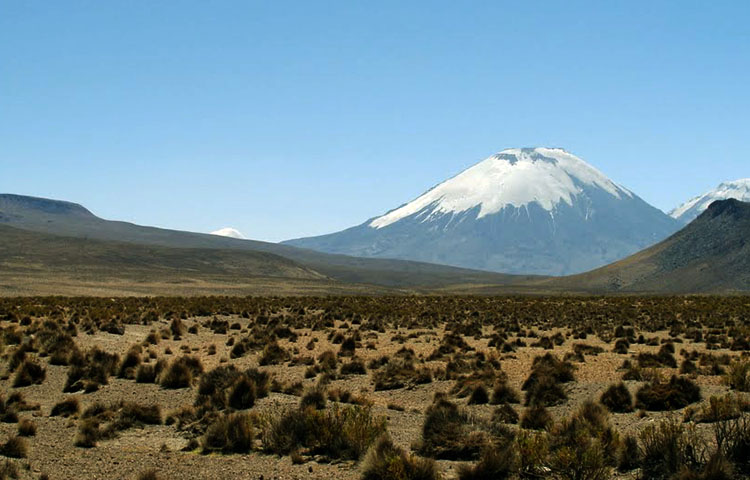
[369, 147, 632, 229]
[670, 178, 750, 223]
[210, 227, 246, 239]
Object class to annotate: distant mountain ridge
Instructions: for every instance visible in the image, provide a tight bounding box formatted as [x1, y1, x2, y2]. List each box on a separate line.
[670, 179, 750, 224]
[285, 148, 681, 275]
[0, 193, 527, 290]
[557, 199, 750, 293]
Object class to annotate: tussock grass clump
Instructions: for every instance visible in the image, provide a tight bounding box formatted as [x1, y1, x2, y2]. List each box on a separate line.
[492, 404, 519, 425]
[339, 358, 367, 375]
[300, 386, 327, 410]
[372, 358, 432, 391]
[726, 360, 750, 392]
[636, 376, 701, 411]
[195, 365, 269, 411]
[715, 414, 750, 474]
[490, 380, 520, 405]
[74, 401, 162, 448]
[600, 383, 633, 413]
[64, 347, 119, 393]
[137, 470, 160, 480]
[17, 419, 35, 437]
[228, 376, 257, 410]
[262, 405, 386, 461]
[618, 434, 640, 472]
[74, 418, 100, 448]
[685, 394, 750, 424]
[50, 397, 80, 417]
[548, 401, 620, 478]
[457, 442, 518, 480]
[135, 362, 161, 384]
[640, 417, 704, 478]
[202, 413, 255, 454]
[361, 436, 441, 480]
[468, 385, 490, 405]
[12, 360, 45, 387]
[522, 354, 574, 407]
[258, 341, 290, 366]
[117, 347, 142, 379]
[0, 459, 18, 479]
[159, 356, 203, 389]
[520, 405, 552, 431]
[0, 436, 27, 458]
[418, 397, 485, 460]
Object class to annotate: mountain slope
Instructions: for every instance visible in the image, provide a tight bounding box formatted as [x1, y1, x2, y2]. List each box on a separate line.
[0, 223, 378, 296]
[0, 194, 530, 289]
[285, 148, 680, 275]
[670, 179, 750, 224]
[556, 199, 750, 293]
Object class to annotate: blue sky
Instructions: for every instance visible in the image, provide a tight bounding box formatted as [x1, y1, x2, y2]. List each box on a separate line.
[2, 1, 748, 241]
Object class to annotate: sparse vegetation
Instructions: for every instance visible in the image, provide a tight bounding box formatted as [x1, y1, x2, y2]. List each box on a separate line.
[2, 296, 750, 477]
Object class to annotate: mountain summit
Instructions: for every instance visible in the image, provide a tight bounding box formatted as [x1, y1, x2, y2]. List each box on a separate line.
[285, 148, 680, 275]
[670, 179, 750, 224]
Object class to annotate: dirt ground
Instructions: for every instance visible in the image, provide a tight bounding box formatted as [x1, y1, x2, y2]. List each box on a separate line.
[0, 297, 746, 480]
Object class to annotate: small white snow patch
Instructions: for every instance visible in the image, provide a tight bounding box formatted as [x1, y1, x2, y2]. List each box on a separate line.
[210, 227, 246, 239]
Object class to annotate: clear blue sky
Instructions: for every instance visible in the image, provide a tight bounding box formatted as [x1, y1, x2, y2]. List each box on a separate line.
[2, 1, 748, 242]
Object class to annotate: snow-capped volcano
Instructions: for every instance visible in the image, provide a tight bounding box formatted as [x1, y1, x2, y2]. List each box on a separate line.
[210, 227, 246, 239]
[371, 148, 633, 228]
[670, 179, 750, 224]
[284, 148, 680, 275]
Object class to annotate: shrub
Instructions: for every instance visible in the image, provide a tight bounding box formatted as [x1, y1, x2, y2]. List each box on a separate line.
[74, 418, 100, 448]
[137, 470, 160, 480]
[548, 402, 620, 478]
[136, 364, 158, 383]
[64, 347, 119, 392]
[600, 383, 633, 413]
[300, 387, 327, 410]
[0, 436, 27, 458]
[159, 356, 203, 389]
[117, 349, 142, 379]
[715, 414, 750, 474]
[516, 430, 550, 477]
[262, 405, 386, 461]
[524, 354, 576, 385]
[520, 405, 552, 431]
[491, 381, 520, 405]
[372, 358, 432, 391]
[524, 374, 567, 407]
[50, 397, 80, 417]
[418, 397, 484, 460]
[640, 417, 704, 478]
[258, 341, 290, 366]
[202, 413, 255, 454]
[468, 385, 490, 405]
[492, 404, 519, 425]
[228, 376, 257, 410]
[340, 359, 367, 375]
[458, 443, 518, 480]
[361, 436, 441, 480]
[17, 418, 35, 437]
[688, 394, 748, 424]
[618, 434, 640, 472]
[116, 403, 162, 429]
[12, 360, 46, 387]
[636, 376, 701, 411]
[0, 459, 18, 479]
[726, 360, 750, 392]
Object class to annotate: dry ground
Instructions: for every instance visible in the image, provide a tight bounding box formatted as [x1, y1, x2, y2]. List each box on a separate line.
[0, 296, 747, 479]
